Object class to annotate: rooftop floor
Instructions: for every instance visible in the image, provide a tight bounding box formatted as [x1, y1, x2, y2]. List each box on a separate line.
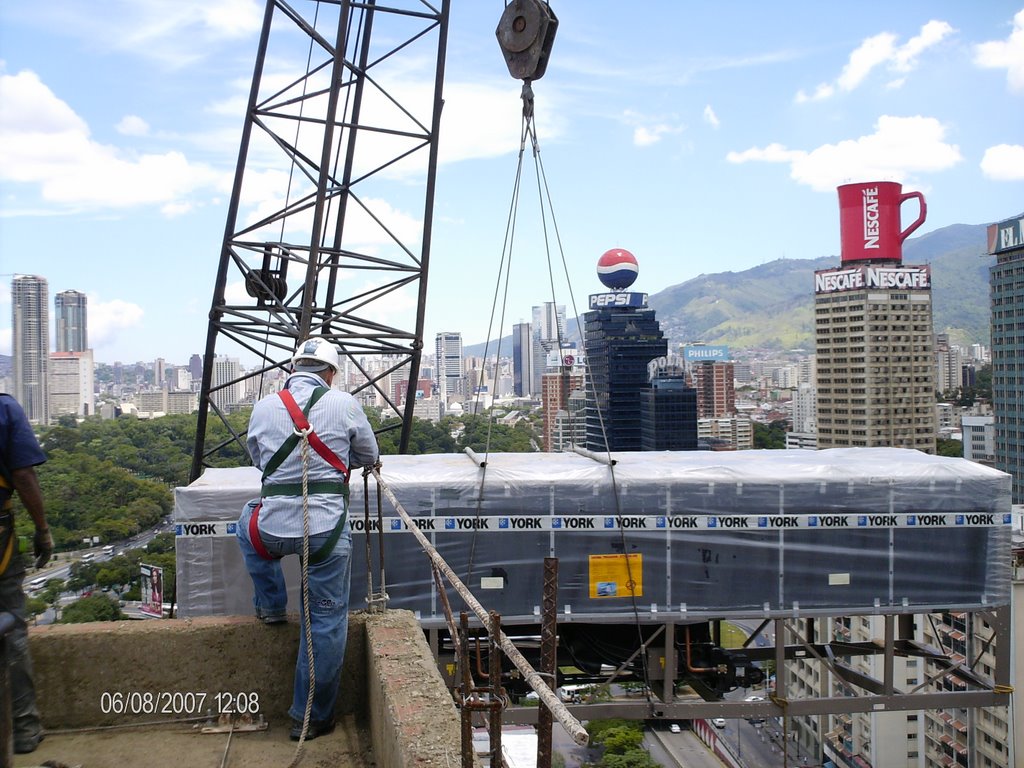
[15, 610, 469, 768]
[15, 713, 371, 768]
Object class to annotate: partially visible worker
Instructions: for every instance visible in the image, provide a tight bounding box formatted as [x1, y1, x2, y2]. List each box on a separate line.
[0, 393, 54, 754]
[237, 337, 379, 741]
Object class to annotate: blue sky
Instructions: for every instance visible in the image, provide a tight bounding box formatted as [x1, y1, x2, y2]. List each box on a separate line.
[1, 1, 1022, 366]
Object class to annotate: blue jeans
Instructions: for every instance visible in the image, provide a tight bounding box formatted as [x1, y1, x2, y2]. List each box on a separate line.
[237, 500, 352, 724]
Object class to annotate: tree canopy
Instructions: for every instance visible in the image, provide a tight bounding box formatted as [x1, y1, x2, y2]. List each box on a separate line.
[753, 420, 788, 449]
[60, 594, 124, 623]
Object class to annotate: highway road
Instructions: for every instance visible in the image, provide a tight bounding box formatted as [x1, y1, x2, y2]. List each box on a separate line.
[25, 519, 172, 624]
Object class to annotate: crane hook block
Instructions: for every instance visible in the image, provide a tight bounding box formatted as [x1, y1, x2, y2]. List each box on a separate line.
[496, 0, 558, 82]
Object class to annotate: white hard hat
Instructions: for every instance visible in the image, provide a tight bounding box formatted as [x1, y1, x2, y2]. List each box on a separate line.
[292, 336, 340, 374]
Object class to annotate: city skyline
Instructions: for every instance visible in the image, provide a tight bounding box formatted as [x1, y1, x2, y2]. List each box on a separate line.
[1, 2, 1022, 364]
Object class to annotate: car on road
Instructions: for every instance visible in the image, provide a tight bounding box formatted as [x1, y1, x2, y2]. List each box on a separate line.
[745, 695, 764, 702]
[712, 718, 727, 728]
[669, 723, 681, 734]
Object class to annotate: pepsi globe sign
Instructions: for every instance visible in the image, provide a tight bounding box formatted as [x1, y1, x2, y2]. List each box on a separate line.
[597, 248, 638, 291]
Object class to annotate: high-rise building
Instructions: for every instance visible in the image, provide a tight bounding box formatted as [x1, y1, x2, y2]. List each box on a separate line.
[48, 351, 95, 419]
[12, 275, 50, 424]
[791, 382, 818, 434]
[512, 322, 533, 397]
[54, 290, 88, 353]
[814, 263, 937, 452]
[434, 331, 464, 403]
[531, 303, 565, 393]
[583, 296, 666, 452]
[690, 361, 735, 418]
[189, 354, 204, 389]
[987, 214, 1024, 503]
[541, 369, 585, 452]
[640, 370, 697, 451]
[211, 356, 244, 412]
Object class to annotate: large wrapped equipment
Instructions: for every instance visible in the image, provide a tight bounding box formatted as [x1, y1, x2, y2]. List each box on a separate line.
[175, 448, 1012, 624]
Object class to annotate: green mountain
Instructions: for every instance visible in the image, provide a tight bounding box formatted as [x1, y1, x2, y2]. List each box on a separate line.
[462, 220, 998, 357]
[647, 221, 994, 351]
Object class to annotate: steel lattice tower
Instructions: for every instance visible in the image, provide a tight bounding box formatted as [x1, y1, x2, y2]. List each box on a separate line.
[192, 0, 450, 480]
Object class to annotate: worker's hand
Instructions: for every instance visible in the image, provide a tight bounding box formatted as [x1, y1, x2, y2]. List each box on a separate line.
[33, 526, 54, 569]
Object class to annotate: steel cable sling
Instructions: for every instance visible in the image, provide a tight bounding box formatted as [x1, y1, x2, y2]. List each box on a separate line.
[462, 0, 660, 711]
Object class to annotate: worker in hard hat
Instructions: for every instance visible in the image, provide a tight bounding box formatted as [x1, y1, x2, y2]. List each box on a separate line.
[237, 336, 379, 741]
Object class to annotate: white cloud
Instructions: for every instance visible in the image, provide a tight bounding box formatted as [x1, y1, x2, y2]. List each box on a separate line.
[797, 21, 954, 102]
[727, 115, 962, 192]
[28, 0, 263, 68]
[727, 142, 805, 164]
[837, 32, 898, 91]
[622, 109, 684, 147]
[703, 105, 720, 129]
[117, 115, 150, 136]
[975, 9, 1024, 91]
[88, 297, 145, 350]
[0, 70, 227, 214]
[980, 144, 1024, 181]
[893, 20, 956, 71]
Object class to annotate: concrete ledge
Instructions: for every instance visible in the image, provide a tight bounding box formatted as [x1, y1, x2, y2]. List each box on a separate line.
[27, 610, 470, 766]
[365, 610, 475, 766]
[29, 612, 368, 727]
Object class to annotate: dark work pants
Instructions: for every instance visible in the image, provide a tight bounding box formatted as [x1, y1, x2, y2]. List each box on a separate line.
[0, 548, 43, 750]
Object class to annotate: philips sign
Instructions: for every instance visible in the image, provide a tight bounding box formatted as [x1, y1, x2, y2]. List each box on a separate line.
[589, 292, 648, 309]
[683, 346, 730, 362]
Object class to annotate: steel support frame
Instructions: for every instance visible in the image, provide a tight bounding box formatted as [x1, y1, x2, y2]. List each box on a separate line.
[192, 0, 450, 480]
[494, 606, 1011, 724]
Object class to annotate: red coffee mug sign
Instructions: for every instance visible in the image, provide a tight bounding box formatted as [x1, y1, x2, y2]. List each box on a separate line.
[838, 181, 927, 263]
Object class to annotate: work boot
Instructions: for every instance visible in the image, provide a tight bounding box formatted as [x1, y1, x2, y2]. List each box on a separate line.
[14, 731, 44, 754]
[289, 717, 335, 741]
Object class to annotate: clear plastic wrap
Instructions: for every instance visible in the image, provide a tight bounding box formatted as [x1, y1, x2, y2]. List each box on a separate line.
[175, 448, 1012, 623]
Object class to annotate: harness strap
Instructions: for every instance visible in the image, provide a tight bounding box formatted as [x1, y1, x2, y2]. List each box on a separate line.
[261, 387, 330, 481]
[277, 389, 350, 482]
[249, 385, 352, 564]
[0, 514, 14, 577]
[262, 481, 349, 497]
[247, 503, 275, 561]
[247, 502, 347, 565]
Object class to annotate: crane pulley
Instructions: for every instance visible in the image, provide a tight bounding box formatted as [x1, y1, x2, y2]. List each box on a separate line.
[495, 0, 558, 82]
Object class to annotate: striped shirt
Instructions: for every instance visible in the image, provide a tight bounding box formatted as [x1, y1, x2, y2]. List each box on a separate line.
[247, 373, 378, 537]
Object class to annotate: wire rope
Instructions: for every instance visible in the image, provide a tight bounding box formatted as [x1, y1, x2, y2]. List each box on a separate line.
[465, 74, 657, 706]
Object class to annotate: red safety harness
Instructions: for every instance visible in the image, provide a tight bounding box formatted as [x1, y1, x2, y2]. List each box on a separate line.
[248, 387, 350, 564]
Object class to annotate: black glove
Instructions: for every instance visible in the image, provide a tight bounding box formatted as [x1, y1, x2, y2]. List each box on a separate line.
[33, 526, 54, 569]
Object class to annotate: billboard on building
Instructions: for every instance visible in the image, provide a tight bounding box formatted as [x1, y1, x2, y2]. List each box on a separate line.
[683, 346, 730, 362]
[140, 563, 164, 618]
[588, 292, 648, 309]
[814, 264, 931, 295]
[987, 215, 1024, 255]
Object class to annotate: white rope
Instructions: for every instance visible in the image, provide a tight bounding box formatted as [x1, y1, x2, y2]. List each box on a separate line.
[287, 427, 316, 768]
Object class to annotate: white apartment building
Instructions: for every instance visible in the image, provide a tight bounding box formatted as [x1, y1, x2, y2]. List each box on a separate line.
[792, 382, 818, 434]
[962, 415, 995, 463]
[48, 350, 95, 419]
[697, 415, 753, 450]
[435, 331, 464, 403]
[211, 355, 245, 412]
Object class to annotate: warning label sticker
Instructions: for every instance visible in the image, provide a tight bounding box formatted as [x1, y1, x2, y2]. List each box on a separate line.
[589, 553, 643, 599]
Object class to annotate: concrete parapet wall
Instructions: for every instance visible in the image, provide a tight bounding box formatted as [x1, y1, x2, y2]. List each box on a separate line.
[28, 612, 368, 728]
[26, 610, 469, 765]
[365, 610, 476, 766]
